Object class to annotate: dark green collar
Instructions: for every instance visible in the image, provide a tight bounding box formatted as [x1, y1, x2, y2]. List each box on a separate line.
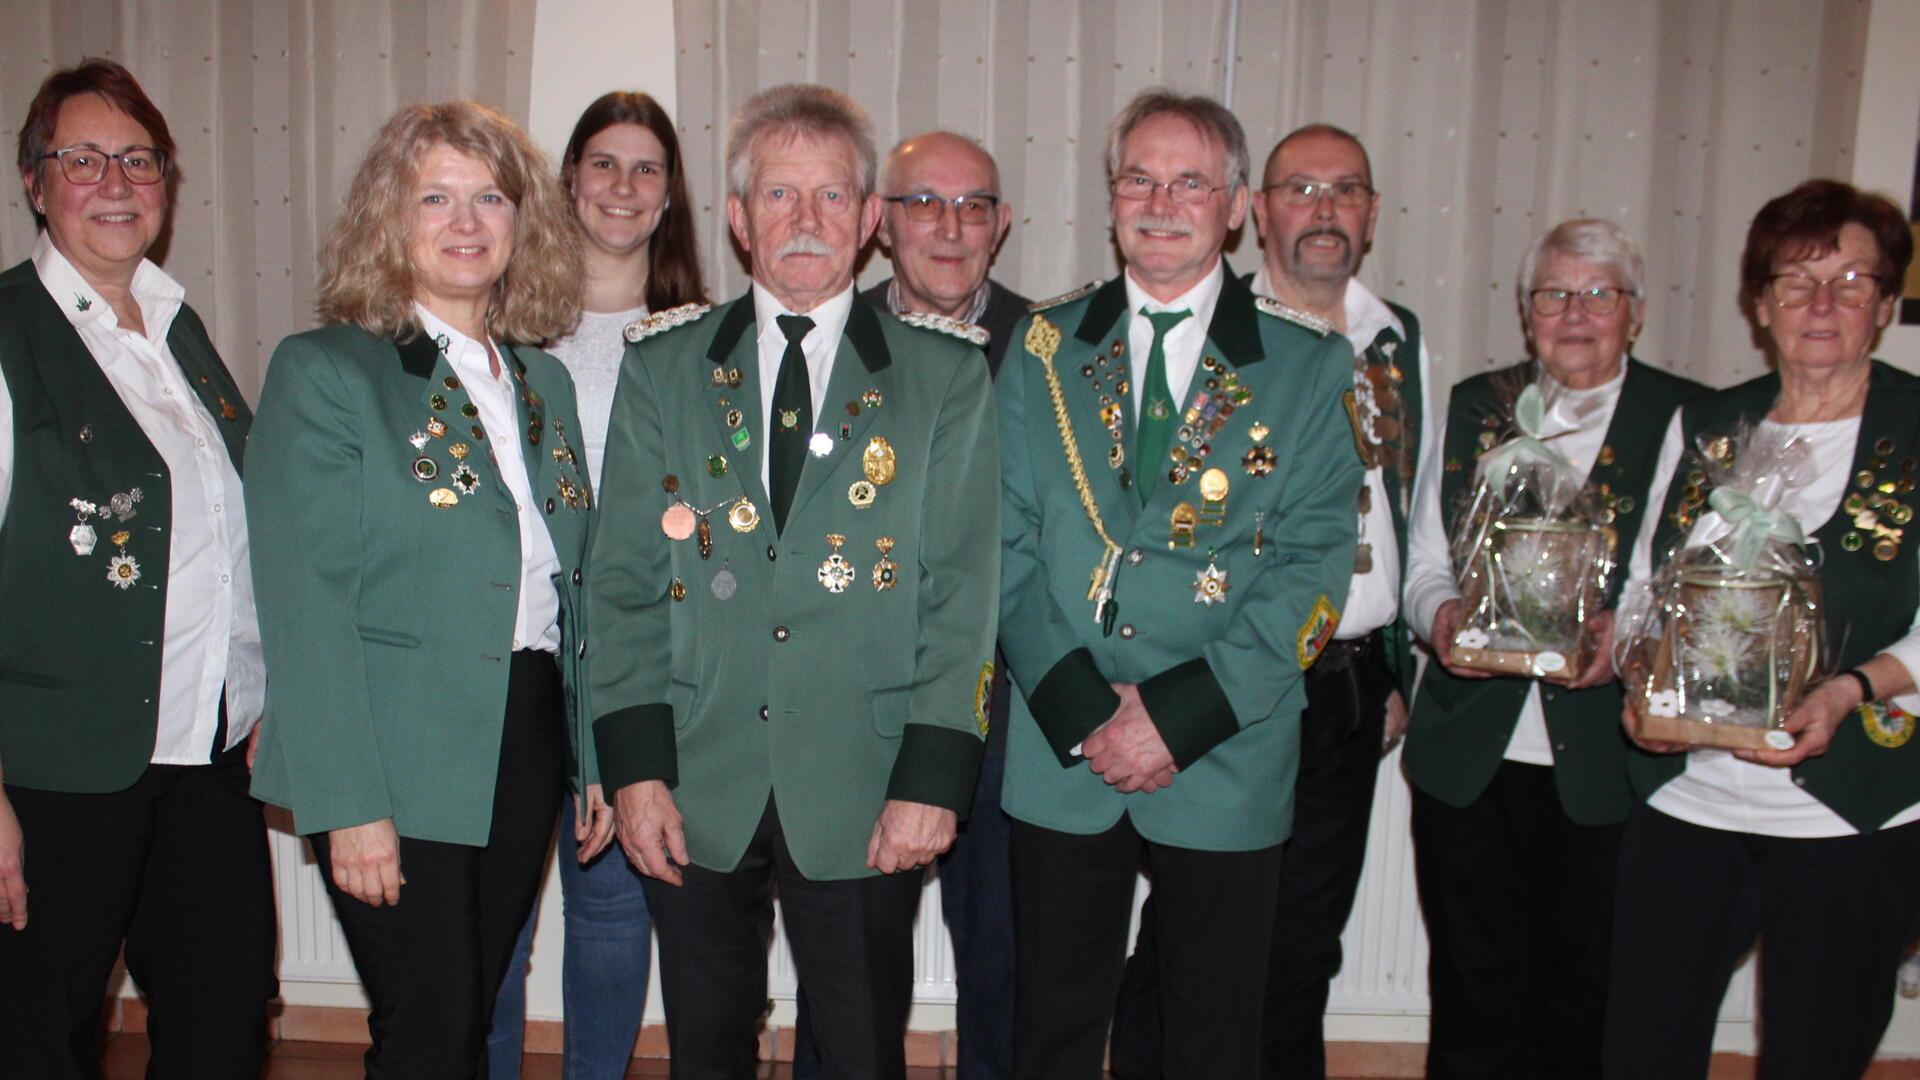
[704, 289, 892, 373]
[1071, 260, 1263, 364]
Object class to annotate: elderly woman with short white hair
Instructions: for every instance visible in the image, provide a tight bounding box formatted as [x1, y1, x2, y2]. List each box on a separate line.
[1399, 219, 1704, 1077]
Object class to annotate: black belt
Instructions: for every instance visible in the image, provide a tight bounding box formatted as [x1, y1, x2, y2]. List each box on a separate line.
[1308, 628, 1383, 675]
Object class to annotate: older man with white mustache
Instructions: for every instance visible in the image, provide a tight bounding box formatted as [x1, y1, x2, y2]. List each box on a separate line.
[589, 84, 1000, 1080]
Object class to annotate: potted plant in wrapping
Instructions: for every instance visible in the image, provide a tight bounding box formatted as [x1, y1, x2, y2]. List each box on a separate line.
[1448, 385, 1618, 680]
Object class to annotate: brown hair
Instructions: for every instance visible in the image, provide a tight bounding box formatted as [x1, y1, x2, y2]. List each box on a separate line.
[1739, 179, 1913, 310]
[316, 101, 582, 344]
[17, 58, 176, 224]
[560, 91, 707, 311]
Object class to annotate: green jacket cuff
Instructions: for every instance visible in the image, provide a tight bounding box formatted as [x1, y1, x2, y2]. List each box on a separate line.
[1030, 648, 1122, 767]
[593, 704, 677, 791]
[1139, 657, 1240, 770]
[885, 725, 986, 817]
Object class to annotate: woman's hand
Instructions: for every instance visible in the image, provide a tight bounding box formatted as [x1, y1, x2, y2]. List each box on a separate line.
[328, 819, 404, 907]
[0, 788, 26, 930]
[1431, 600, 1492, 679]
[575, 784, 617, 864]
[1734, 676, 1861, 768]
[1619, 690, 1689, 755]
[1556, 611, 1617, 690]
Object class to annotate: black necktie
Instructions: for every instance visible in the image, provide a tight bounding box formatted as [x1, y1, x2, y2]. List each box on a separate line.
[770, 314, 815, 534]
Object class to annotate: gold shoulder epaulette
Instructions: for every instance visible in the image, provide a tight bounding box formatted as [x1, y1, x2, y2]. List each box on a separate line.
[623, 302, 713, 343]
[1255, 296, 1333, 337]
[1028, 280, 1104, 312]
[897, 310, 991, 348]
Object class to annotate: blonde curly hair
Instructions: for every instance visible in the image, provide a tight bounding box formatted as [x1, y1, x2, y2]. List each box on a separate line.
[316, 101, 582, 344]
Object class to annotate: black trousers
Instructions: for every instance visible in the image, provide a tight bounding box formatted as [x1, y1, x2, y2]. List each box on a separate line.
[311, 650, 565, 1080]
[643, 796, 925, 1080]
[0, 737, 277, 1080]
[1603, 804, 1920, 1079]
[1011, 813, 1284, 1080]
[1110, 635, 1389, 1080]
[1409, 761, 1620, 1080]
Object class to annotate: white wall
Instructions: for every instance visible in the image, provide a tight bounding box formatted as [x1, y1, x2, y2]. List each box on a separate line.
[1852, 0, 1920, 373]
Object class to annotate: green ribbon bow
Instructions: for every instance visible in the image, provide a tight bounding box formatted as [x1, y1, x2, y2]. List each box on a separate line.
[1479, 385, 1573, 482]
[1708, 487, 1806, 570]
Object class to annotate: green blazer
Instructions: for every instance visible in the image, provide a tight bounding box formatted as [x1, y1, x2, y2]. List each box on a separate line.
[1405, 358, 1702, 825]
[589, 295, 999, 882]
[998, 270, 1364, 852]
[246, 325, 596, 846]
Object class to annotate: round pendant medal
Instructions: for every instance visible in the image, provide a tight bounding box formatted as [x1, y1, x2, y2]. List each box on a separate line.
[711, 567, 738, 600]
[661, 503, 697, 541]
[728, 499, 760, 533]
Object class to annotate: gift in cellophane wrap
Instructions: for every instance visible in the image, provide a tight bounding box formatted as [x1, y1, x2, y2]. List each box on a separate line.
[1615, 426, 1824, 751]
[1448, 385, 1619, 680]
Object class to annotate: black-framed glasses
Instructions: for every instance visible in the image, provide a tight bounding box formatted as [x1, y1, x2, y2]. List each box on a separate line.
[1528, 286, 1630, 317]
[1768, 270, 1883, 309]
[882, 193, 1000, 225]
[39, 145, 169, 185]
[1110, 174, 1226, 205]
[1261, 179, 1374, 208]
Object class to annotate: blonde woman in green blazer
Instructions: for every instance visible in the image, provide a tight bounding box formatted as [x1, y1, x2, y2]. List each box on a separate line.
[247, 102, 599, 1078]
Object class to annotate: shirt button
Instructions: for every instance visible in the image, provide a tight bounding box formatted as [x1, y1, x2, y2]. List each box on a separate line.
[196, 438, 207, 448]
[1127, 549, 1145, 566]
[220, 574, 230, 584]
[212, 503, 223, 514]
[760, 705, 770, 721]
[163, 386, 174, 396]
[1120, 624, 1137, 639]
[773, 626, 790, 642]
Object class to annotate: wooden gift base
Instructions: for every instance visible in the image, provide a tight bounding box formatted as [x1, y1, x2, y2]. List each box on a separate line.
[1451, 644, 1585, 681]
[1637, 710, 1777, 751]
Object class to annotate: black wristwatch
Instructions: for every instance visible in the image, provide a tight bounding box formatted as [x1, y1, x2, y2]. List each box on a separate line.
[1842, 668, 1876, 705]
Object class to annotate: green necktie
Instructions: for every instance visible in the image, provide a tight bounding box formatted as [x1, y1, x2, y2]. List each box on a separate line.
[1133, 307, 1192, 504]
[770, 313, 814, 534]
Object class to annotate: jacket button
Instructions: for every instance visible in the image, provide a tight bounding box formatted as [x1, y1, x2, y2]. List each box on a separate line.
[546, 497, 557, 514]
[760, 705, 769, 721]
[571, 568, 583, 586]
[768, 545, 778, 561]
[577, 640, 587, 658]
[1127, 548, 1145, 566]
[1119, 624, 1137, 639]
[774, 625, 790, 642]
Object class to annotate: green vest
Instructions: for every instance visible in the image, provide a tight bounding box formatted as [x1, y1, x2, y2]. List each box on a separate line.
[0, 259, 250, 793]
[1405, 358, 1703, 825]
[1635, 361, 1920, 833]
[1373, 299, 1423, 694]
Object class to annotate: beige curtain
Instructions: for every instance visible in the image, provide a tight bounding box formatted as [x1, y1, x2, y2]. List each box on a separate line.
[675, 0, 1869, 391]
[0, 0, 537, 399]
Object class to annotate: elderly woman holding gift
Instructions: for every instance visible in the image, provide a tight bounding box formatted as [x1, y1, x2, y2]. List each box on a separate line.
[1603, 180, 1920, 1078]
[247, 101, 599, 1076]
[1400, 218, 1702, 1077]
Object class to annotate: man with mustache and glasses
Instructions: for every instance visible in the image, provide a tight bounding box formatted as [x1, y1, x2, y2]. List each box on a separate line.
[588, 84, 998, 1080]
[1110, 123, 1441, 1080]
[997, 91, 1363, 1078]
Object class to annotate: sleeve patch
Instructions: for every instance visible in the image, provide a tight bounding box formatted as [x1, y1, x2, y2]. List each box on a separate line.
[974, 660, 995, 737]
[1296, 594, 1342, 669]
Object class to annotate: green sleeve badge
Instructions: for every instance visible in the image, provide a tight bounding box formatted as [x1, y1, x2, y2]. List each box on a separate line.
[1296, 595, 1342, 669]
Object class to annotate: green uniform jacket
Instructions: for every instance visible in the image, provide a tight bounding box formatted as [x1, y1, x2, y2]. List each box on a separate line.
[1405, 358, 1702, 825]
[0, 260, 251, 792]
[998, 271, 1364, 851]
[589, 295, 998, 882]
[247, 325, 596, 846]
[1637, 362, 1920, 832]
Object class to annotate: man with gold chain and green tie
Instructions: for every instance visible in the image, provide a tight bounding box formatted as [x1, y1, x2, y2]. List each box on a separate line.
[997, 89, 1364, 1078]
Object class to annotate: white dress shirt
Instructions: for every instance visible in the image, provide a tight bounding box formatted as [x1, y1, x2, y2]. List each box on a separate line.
[750, 282, 855, 494]
[1250, 268, 1442, 640]
[547, 305, 645, 488]
[1620, 413, 1920, 837]
[0, 232, 263, 761]
[414, 304, 563, 654]
[1403, 356, 1627, 765]
[1122, 260, 1225, 424]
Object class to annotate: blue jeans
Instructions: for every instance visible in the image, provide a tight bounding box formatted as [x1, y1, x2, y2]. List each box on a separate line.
[487, 796, 653, 1080]
[795, 754, 1015, 1080]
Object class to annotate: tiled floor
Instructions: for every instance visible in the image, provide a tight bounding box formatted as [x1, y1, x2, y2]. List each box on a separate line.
[102, 1035, 969, 1079]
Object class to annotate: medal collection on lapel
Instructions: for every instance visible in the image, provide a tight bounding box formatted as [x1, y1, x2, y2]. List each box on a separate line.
[1083, 338, 1131, 486]
[1167, 357, 1249, 487]
[68, 490, 145, 586]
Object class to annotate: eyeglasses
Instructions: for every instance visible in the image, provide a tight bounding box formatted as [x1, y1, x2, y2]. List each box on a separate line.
[1768, 270, 1883, 309]
[1110, 174, 1226, 205]
[39, 145, 169, 186]
[1261, 180, 1374, 208]
[882, 193, 1000, 225]
[1528, 286, 1631, 317]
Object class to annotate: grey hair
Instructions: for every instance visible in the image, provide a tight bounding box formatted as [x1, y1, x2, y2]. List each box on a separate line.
[1105, 88, 1249, 192]
[880, 130, 1002, 198]
[725, 83, 877, 199]
[1517, 218, 1647, 306]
